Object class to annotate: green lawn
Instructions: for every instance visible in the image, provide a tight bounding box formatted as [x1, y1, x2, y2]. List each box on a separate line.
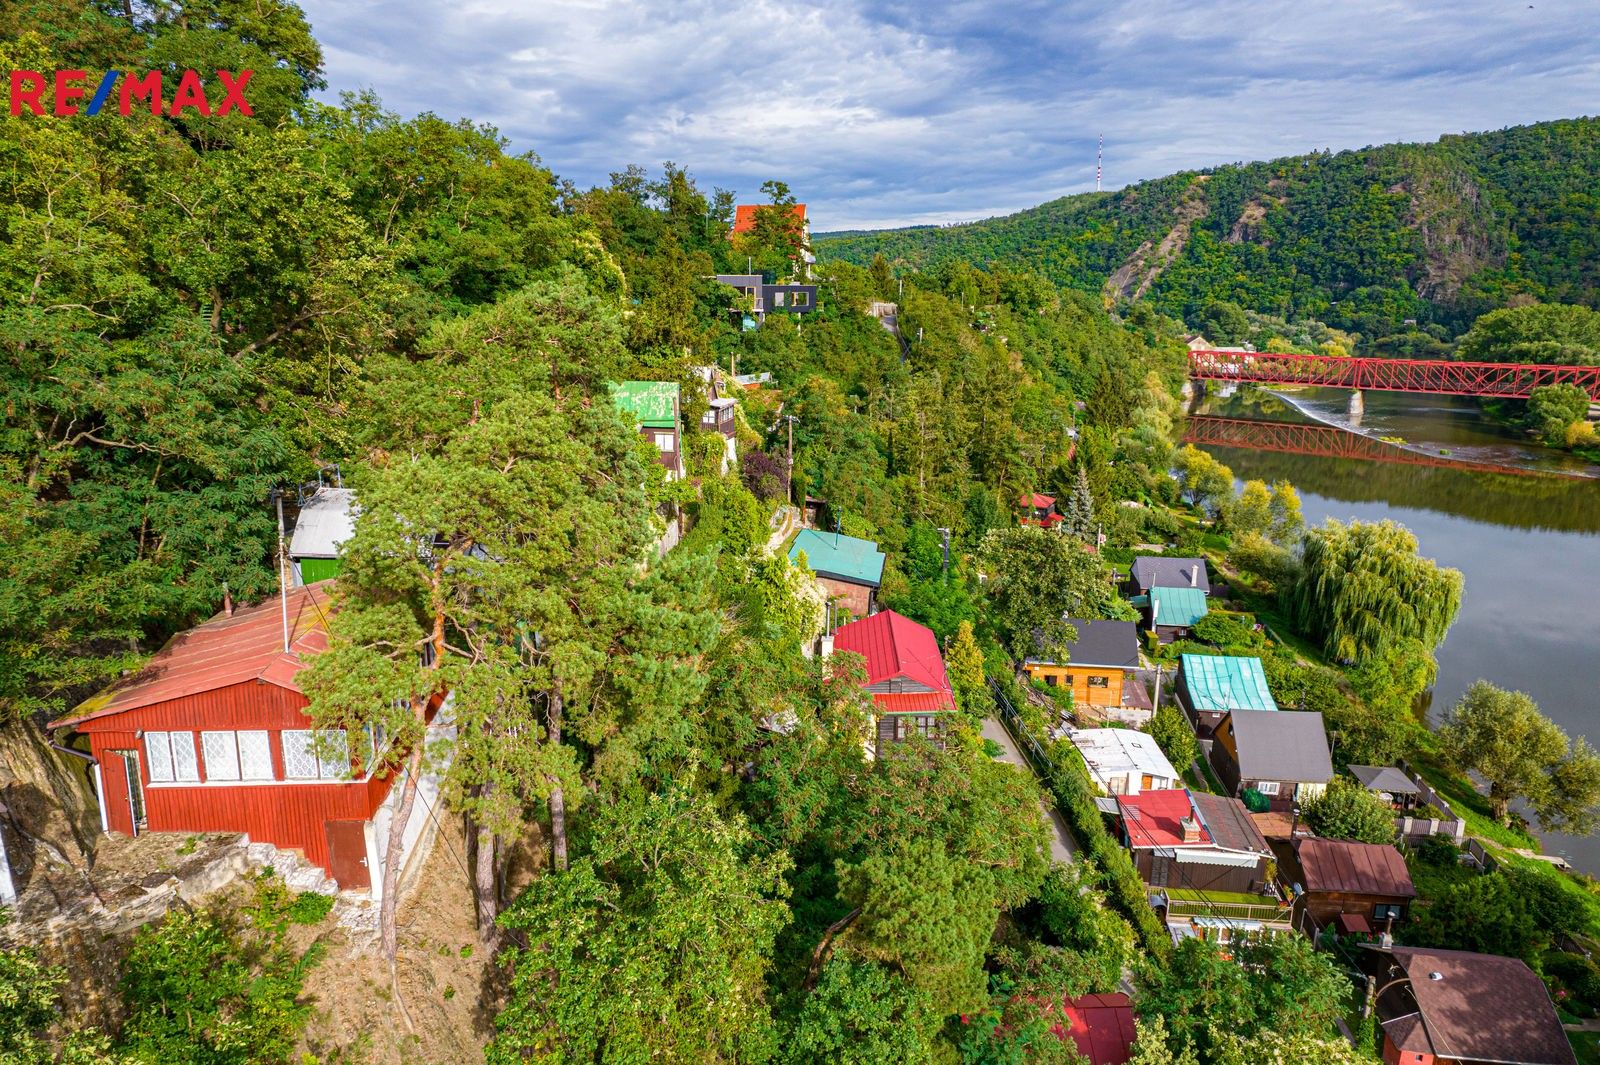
[1570, 1031, 1600, 1065]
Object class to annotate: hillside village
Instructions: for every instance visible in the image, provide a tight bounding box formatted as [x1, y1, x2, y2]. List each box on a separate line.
[5, 6, 1600, 1064]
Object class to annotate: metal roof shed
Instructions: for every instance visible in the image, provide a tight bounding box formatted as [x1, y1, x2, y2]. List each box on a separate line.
[1179, 654, 1278, 713]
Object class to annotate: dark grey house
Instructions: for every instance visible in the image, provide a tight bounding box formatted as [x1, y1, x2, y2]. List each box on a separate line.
[713, 274, 818, 320]
[1129, 556, 1210, 595]
[1212, 710, 1334, 812]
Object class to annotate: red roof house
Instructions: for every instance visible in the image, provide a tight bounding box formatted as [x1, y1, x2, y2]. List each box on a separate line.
[1114, 789, 1274, 896]
[49, 583, 440, 898]
[831, 610, 955, 753]
[731, 202, 807, 235]
[1053, 993, 1137, 1065]
[1019, 492, 1063, 529]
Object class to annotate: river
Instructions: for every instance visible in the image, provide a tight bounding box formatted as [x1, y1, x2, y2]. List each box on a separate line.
[1191, 387, 1600, 873]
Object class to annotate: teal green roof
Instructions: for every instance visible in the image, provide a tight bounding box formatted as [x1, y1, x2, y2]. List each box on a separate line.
[1149, 586, 1209, 628]
[789, 529, 885, 587]
[1180, 654, 1278, 713]
[611, 381, 679, 429]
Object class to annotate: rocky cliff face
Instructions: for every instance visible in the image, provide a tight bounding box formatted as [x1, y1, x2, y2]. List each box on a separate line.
[0, 716, 99, 907]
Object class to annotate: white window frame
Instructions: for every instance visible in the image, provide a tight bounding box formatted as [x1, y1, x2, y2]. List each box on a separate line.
[281, 729, 351, 781]
[1256, 780, 1281, 796]
[144, 731, 200, 784]
[653, 431, 674, 452]
[201, 730, 241, 781]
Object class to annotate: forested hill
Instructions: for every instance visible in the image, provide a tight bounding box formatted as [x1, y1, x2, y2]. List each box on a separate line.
[818, 118, 1600, 340]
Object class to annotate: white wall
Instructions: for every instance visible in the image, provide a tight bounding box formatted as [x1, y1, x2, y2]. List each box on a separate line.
[365, 701, 456, 904]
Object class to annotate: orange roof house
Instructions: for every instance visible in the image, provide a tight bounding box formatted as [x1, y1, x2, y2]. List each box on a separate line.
[731, 202, 808, 235]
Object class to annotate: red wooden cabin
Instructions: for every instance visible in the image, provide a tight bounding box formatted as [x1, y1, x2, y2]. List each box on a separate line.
[49, 582, 415, 894]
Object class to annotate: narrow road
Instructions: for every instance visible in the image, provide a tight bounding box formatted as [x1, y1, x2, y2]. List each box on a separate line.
[982, 717, 1079, 864]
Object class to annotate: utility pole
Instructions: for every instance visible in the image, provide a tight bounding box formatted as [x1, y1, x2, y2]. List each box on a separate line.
[937, 527, 951, 579]
[273, 490, 291, 653]
[781, 414, 798, 503]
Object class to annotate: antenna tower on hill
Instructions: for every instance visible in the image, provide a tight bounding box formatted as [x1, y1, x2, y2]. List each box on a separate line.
[1097, 133, 1103, 192]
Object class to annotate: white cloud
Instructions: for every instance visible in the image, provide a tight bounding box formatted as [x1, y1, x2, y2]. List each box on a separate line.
[297, 0, 1600, 229]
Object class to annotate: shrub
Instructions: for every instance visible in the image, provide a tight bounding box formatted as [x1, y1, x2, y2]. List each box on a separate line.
[1412, 834, 1461, 867]
[287, 891, 336, 925]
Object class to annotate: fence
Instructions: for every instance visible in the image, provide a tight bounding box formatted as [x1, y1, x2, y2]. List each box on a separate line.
[991, 678, 1174, 961]
[1393, 760, 1467, 843]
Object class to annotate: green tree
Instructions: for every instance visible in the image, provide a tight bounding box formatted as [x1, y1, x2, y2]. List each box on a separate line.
[1301, 778, 1398, 844]
[490, 787, 791, 1064]
[1288, 519, 1463, 664]
[1172, 446, 1234, 515]
[784, 958, 938, 1064]
[1223, 480, 1273, 538]
[1438, 680, 1600, 831]
[117, 881, 325, 1065]
[869, 253, 894, 299]
[1137, 934, 1349, 1058]
[978, 527, 1116, 659]
[1404, 871, 1544, 963]
[1525, 383, 1592, 444]
[1193, 301, 1250, 345]
[1456, 303, 1600, 366]
[1267, 481, 1304, 544]
[835, 837, 997, 1018]
[1035, 862, 1138, 994]
[1147, 705, 1200, 776]
[1063, 465, 1097, 540]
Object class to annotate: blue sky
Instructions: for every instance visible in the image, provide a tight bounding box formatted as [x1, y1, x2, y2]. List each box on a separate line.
[297, 0, 1600, 231]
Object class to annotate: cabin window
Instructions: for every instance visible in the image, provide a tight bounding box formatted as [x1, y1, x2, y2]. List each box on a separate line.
[200, 730, 274, 782]
[1256, 780, 1281, 796]
[1087, 675, 1109, 688]
[653, 432, 674, 452]
[1374, 903, 1403, 921]
[144, 731, 199, 783]
[201, 731, 240, 781]
[792, 291, 809, 307]
[1044, 674, 1058, 687]
[282, 729, 350, 781]
[897, 715, 939, 740]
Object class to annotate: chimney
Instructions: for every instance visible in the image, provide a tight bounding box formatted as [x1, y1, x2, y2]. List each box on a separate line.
[222, 582, 234, 617]
[1179, 815, 1201, 844]
[1188, 565, 1198, 588]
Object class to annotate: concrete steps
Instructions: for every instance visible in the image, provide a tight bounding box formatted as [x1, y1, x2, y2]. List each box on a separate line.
[243, 839, 338, 895]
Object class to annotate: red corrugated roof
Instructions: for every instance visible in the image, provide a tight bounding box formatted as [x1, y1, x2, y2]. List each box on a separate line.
[1020, 492, 1056, 509]
[50, 583, 335, 729]
[833, 610, 955, 712]
[731, 203, 807, 234]
[1115, 789, 1211, 849]
[1297, 838, 1415, 898]
[1055, 993, 1137, 1065]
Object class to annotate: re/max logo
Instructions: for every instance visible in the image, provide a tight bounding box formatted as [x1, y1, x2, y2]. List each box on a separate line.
[8, 70, 254, 117]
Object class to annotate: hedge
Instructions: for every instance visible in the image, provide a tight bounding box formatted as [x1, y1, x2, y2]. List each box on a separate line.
[989, 674, 1172, 965]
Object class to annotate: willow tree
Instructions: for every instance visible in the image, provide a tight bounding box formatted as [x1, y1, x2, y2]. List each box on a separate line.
[1287, 519, 1462, 664]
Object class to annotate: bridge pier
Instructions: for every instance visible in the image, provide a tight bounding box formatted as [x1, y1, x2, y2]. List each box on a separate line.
[1348, 389, 1364, 424]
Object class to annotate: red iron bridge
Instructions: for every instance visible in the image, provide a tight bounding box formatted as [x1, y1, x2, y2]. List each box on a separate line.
[1188, 349, 1600, 401]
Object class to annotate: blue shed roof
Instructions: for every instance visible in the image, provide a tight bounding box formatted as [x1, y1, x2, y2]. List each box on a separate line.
[1149, 586, 1209, 628]
[1180, 654, 1279, 713]
[789, 529, 885, 587]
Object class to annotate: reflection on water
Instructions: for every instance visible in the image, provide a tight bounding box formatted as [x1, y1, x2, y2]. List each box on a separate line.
[1190, 387, 1600, 872]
